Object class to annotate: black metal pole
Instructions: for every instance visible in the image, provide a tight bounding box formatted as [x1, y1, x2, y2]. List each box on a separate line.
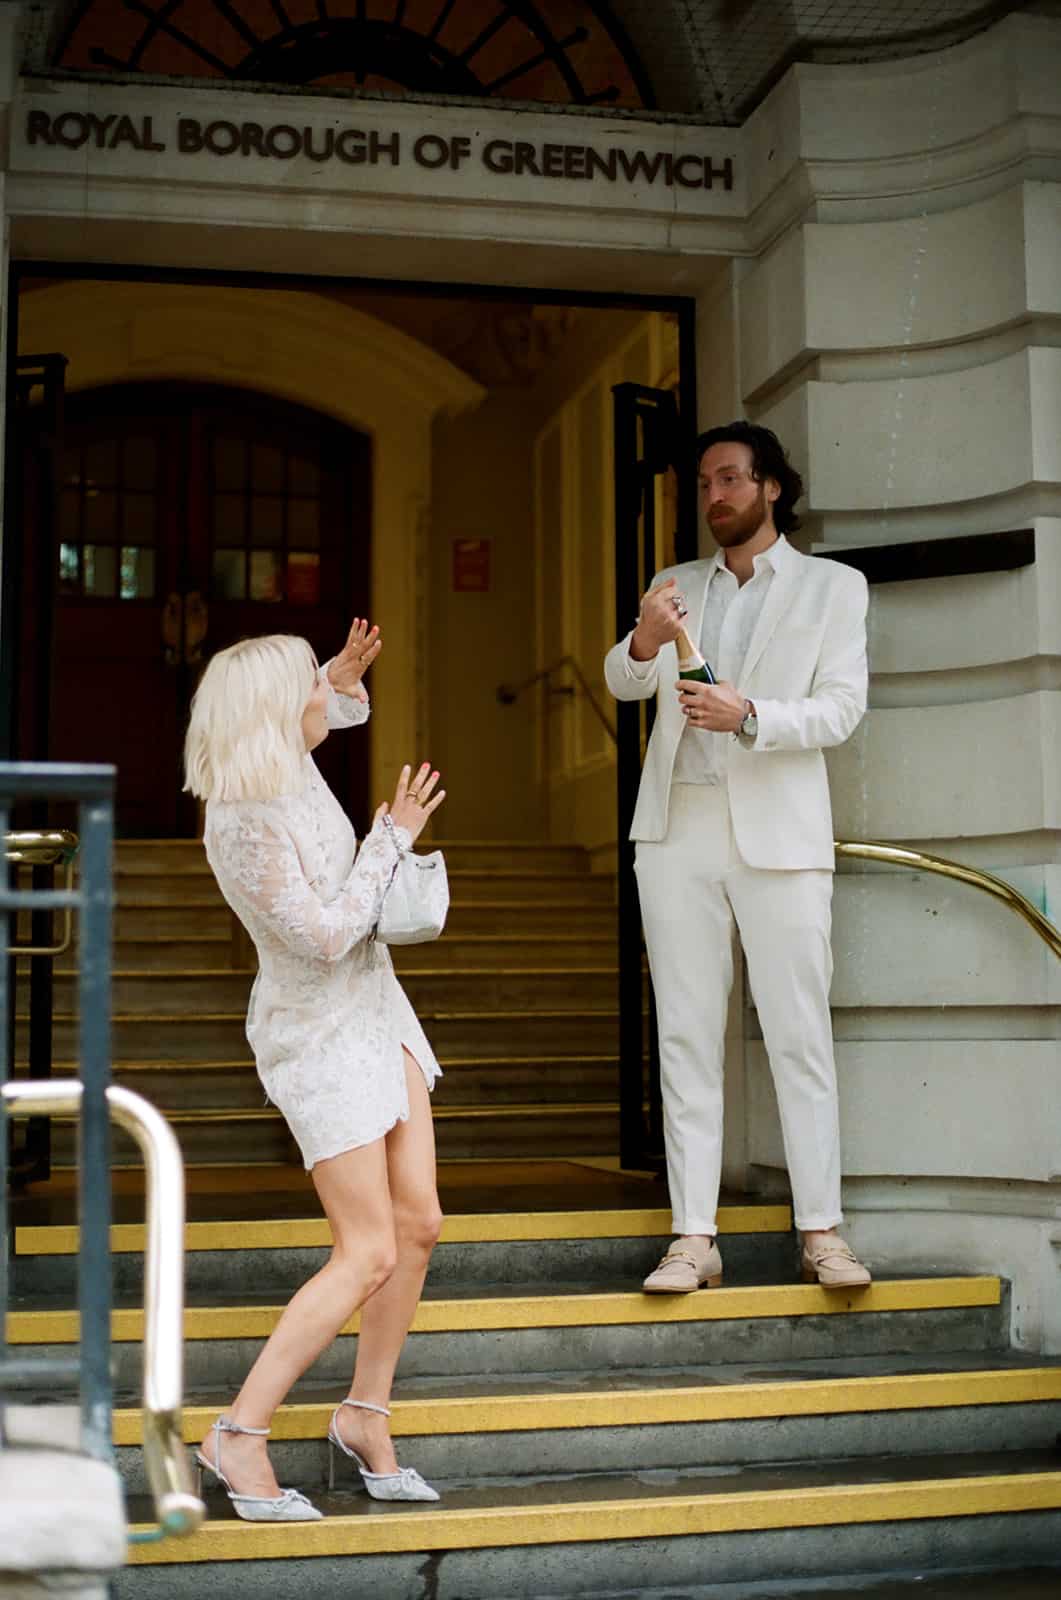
[612, 385, 648, 1170]
[676, 300, 700, 565]
[24, 361, 66, 1183]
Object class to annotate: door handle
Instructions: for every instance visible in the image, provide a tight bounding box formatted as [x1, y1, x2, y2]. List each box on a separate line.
[162, 591, 209, 666]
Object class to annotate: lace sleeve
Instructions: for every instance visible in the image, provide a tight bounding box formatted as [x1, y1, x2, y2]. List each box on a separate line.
[209, 807, 409, 963]
[321, 658, 370, 728]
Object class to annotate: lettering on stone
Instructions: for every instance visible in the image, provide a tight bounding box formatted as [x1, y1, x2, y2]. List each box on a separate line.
[25, 110, 735, 193]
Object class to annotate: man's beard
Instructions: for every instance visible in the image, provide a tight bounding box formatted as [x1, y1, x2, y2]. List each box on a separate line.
[708, 485, 770, 548]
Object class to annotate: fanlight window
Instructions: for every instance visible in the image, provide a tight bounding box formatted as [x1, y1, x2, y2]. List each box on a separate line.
[55, 0, 652, 109]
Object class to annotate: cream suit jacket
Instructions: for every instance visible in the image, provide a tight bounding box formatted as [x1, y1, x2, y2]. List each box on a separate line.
[603, 538, 868, 869]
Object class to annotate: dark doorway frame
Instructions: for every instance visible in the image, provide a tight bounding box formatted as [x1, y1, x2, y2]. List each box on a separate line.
[3, 257, 699, 1176]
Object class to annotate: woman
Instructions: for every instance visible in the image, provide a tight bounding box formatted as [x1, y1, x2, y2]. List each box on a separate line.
[183, 619, 446, 1521]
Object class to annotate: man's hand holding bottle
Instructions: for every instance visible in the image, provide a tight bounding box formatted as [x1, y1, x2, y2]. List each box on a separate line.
[632, 579, 748, 731]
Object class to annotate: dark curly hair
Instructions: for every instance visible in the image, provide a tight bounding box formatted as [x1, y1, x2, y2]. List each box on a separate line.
[696, 421, 804, 535]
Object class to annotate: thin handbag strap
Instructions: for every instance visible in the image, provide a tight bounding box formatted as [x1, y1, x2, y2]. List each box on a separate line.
[381, 813, 407, 858]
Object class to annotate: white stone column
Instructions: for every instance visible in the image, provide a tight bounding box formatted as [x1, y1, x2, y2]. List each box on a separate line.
[733, 13, 1061, 1348]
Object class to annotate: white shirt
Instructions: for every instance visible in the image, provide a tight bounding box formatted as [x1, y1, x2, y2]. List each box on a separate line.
[629, 537, 784, 786]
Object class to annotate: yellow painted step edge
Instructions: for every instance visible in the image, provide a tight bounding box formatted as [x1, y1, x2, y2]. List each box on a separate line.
[127, 1470, 1061, 1564]
[112, 1367, 1061, 1447]
[9, 1276, 1000, 1344]
[15, 1204, 791, 1256]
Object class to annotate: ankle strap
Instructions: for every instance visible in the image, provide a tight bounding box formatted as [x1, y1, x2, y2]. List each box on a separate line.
[340, 1398, 391, 1418]
[215, 1416, 270, 1437]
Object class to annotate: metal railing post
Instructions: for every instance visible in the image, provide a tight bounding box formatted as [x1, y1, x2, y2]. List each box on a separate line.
[77, 795, 114, 1461]
[3, 1080, 204, 1539]
[0, 799, 10, 1417]
[0, 766, 113, 1453]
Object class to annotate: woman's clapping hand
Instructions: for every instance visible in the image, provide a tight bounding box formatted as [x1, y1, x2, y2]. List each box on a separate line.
[376, 764, 446, 844]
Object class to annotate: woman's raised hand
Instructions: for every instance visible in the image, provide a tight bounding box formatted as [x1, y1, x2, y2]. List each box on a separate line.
[378, 763, 445, 844]
[327, 618, 382, 698]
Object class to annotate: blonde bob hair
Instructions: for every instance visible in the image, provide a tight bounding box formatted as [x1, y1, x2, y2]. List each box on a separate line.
[184, 633, 317, 804]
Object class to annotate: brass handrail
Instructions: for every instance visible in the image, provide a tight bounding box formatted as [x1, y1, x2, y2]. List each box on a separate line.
[5, 830, 80, 956]
[834, 839, 1061, 960]
[2, 1080, 205, 1543]
[497, 656, 618, 746]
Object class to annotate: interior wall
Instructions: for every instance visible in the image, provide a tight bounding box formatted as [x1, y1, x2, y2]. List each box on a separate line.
[428, 390, 543, 840]
[533, 311, 680, 864]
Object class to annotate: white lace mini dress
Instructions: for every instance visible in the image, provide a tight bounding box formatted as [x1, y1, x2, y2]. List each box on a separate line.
[203, 683, 440, 1169]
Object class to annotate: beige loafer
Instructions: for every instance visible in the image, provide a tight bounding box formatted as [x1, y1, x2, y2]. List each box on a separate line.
[642, 1236, 722, 1294]
[800, 1235, 871, 1289]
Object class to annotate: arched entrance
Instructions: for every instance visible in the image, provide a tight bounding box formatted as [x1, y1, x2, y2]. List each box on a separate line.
[13, 280, 487, 813]
[48, 381, 371, 834]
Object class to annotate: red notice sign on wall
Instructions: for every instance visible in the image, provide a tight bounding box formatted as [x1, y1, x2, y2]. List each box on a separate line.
[452, 538, 491, 592]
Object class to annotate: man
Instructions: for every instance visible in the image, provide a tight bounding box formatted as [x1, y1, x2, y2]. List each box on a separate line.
[604, 420, 871, 1292]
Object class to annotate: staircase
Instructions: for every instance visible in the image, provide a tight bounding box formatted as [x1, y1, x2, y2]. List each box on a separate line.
[30, 837, 625, 1168]
[8, 1189, 1061, 1596]
[9, 837, 1061, 1594]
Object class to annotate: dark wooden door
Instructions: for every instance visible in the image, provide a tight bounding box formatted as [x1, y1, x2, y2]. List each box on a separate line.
[48, 384, 371, 835]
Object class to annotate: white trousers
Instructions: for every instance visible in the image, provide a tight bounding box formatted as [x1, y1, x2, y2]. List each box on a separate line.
[635, 784, 843, 1237]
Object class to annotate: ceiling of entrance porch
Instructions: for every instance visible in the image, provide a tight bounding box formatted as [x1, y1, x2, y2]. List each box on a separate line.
[16, 273, 635, 391]
[22, 0, 1035, 124]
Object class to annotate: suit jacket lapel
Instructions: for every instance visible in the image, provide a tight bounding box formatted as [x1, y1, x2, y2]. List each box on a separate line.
[738, 539, 801, 686]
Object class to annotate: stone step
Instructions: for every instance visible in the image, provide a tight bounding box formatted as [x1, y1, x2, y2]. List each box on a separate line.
[26, 1009, 622, 1062]
[54, 1055, 620, 1111]
[13, 1204, 792, 1298]
[109, 1356, 1061, 1495]
[111, 870, 616, 907]
[105, 899, 617, 941]
[108, 937, 232, 971]
[599, 1575, 1061, 1600]
[42, 967, 622, 1015]
[113, 903, 234, 940]
[112, 839, 595, 876]
[447, 902, 617, 937]
[114, 1450, 1061, 1597]
[88, 934, 617, 972]
[48, 1102, 623, 1168]
[10, 1277, 1009, 1393]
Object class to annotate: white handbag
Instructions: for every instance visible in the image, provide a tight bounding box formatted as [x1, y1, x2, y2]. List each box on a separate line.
[376, 816, 449, 945]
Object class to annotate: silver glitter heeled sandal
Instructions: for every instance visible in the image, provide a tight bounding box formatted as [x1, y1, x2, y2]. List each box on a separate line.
[195, 1416, 323, 1522]
[327, 1398, 440, 1502]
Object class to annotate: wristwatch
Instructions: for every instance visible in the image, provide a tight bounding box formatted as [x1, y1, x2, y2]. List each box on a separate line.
[739, 701, 758, 740]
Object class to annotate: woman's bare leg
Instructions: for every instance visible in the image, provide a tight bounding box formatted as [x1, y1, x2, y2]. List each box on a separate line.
[198, 1134, 396, 1499]
[332, 1051, 442, 1475]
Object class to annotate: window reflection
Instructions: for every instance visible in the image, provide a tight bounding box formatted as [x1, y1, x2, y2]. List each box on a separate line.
[287, 551, 321, 605]
[58, 434, 158, 599]
[213, 548, 245, 600]
[59, 543, 79, 593]
[84, 544, 118, 597]
[209, 425, 328, 604]
[250, 549, 283, 602]
[120, 546, 155, 600]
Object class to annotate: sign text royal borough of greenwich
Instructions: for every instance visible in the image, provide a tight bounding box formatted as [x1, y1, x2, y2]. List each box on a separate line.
[24, 108, 735, 193]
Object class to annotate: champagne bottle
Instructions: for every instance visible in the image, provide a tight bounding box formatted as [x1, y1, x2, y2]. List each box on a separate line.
[676, 625, 716, 685]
